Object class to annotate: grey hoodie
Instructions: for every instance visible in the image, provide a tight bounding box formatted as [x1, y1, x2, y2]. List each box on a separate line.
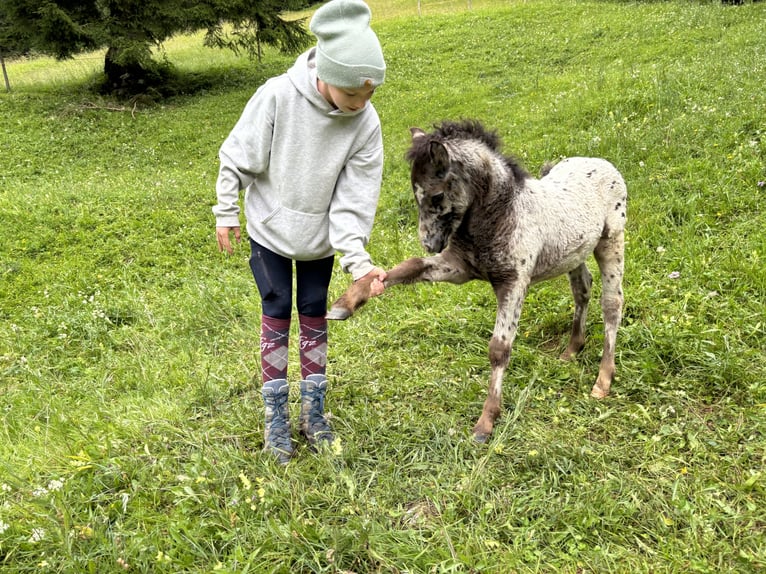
[213, 48, 383, 280]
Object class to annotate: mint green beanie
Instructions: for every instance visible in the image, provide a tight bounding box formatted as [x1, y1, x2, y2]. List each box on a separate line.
[310, 0, 386, 88]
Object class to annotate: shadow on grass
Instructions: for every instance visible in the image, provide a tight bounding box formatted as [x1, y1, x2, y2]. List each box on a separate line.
[48, 57, 293, 105]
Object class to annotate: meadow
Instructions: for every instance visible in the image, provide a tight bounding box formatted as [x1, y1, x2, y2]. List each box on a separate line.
[1, 0, 765, 572]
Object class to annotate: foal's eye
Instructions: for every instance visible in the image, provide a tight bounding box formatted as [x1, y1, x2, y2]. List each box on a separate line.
[431, 193, 444, 206]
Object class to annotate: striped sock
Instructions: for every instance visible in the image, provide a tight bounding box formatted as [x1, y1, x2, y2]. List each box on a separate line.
[260, 315, 290, 383]
[299, 314, 328, 380]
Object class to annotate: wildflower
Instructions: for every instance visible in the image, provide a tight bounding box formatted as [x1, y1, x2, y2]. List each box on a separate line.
[74, 525, 93, 539]
[30, 528, 46, 543]
[32, 487, 49, 498]
[758, 181, 765, 187]
[493, 444, 504, 454]
[0, 520, 9, 534]
[528, 449, 539, 457]
[668, 271, 681, 279]
[47, 479, 64, 492]
[656, 245, 666, 253]
[238, 472, 251, 491]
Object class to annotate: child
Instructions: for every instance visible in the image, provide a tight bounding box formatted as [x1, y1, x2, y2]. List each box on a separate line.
[213, 0, 387, 464]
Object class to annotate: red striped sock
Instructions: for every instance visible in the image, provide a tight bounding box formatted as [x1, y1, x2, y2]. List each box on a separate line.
[299, 314, 328, 380]
[260, 315, 290, 383]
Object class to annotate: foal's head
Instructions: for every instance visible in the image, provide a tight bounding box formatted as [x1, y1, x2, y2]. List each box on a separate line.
[406, 120, 526, 253]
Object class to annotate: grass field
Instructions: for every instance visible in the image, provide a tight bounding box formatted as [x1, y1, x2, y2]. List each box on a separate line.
[1, 0, 765, 572]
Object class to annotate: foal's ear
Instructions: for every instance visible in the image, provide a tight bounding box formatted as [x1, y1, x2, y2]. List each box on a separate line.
[410, 127, 426, 141]
[428, 141, 450, 177]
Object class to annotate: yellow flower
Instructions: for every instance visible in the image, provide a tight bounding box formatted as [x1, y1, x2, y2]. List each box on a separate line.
[238, 472, 251, 491]
[74, 525, 93, 539]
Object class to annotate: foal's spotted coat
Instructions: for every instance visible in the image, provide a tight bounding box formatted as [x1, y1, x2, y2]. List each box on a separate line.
[328, 120, 627, 441]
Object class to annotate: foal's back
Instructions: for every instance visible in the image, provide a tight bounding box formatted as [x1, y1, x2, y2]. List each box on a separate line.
[516, 157, 627, 282]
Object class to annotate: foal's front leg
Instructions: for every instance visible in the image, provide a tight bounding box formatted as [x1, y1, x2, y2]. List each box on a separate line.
[473, 280, 529, 442]
[326, 252, 469, 320]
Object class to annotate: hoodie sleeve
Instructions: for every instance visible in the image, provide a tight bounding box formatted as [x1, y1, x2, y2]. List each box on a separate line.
[212, 86, 276, 228]
[329, 123, 384, 280]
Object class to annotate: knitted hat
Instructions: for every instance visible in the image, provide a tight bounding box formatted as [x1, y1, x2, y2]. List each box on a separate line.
[309, 0, 386, 88]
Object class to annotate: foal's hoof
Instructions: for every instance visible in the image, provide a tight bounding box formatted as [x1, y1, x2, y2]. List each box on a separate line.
[472, 432, 490, 444]
[326, 306, 352, 321]
[590, 385, 609, 399]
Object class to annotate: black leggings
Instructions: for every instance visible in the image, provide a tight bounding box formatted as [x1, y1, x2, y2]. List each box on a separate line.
[248, 238, 335, 320]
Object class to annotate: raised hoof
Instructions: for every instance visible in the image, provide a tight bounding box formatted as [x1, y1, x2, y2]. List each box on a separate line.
[473, 432, 490, 444]
[325, 306, 352, 321]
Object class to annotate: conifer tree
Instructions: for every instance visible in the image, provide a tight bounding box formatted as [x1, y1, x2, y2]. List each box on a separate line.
[0, 0, 313, 94]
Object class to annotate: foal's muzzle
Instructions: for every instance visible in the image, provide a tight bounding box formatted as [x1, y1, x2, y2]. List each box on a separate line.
[421, 234, 446, 254]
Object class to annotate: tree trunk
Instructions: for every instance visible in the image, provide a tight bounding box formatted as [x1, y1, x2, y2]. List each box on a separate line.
[103, 46, 155, 95]
[1, 51, 10, 92]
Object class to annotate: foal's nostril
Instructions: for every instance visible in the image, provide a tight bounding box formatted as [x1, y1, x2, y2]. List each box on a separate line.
[422, 236, 444, 254]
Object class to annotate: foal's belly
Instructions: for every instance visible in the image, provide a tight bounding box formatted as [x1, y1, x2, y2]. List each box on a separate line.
[530, 233, 600, 283]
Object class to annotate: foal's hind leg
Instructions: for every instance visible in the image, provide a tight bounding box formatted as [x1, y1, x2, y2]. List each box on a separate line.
[591, 231, 625, 398]
[560, 263, 593, 361]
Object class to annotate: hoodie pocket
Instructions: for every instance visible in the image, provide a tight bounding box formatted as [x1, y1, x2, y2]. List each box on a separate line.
[259, 205, 331, 258]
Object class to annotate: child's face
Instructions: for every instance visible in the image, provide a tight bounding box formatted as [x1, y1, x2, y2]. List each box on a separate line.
[325, 83, 376, 113]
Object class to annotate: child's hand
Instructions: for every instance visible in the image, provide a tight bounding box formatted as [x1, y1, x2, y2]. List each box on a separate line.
[365, 267, 387, 297]
[216, 226, 241, 254]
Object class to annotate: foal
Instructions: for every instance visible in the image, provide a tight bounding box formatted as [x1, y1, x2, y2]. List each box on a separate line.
[328, 120, 627, 441]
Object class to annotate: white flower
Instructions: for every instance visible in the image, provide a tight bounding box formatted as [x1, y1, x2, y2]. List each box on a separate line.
[0, 520, 9, 534]
[30, 528, 46, 543]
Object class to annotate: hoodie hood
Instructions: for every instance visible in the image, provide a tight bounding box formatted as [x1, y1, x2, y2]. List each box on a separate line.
[287, 48, 368, 118]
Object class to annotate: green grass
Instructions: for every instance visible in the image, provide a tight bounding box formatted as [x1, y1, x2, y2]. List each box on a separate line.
[1, 0, 765, 572]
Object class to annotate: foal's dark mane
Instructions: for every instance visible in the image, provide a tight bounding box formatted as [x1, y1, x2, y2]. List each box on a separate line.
[406, 119, 529, 184]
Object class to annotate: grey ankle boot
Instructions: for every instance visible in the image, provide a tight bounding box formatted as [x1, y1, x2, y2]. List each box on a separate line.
[300, 374, 334, 446]
[262, 379, 293, 464]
